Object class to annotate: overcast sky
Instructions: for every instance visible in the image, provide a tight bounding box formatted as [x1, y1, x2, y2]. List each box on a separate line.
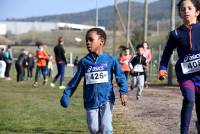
[0, 0, 158, 20]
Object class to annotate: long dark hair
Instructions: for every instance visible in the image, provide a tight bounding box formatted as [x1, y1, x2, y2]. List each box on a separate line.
[177, 0, 200, 21]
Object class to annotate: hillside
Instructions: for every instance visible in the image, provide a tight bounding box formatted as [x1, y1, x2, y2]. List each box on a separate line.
[7, 0, 178, 29]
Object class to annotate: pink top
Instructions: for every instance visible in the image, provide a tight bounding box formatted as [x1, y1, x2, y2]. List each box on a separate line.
[143, 48, 152, 63]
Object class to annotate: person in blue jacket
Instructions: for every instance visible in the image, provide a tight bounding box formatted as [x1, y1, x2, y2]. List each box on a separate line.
[60, 28, 128, 134]
[159, 0, 200, 133]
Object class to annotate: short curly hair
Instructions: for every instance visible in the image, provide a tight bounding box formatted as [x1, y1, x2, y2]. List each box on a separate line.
[86, 28, 107, 45]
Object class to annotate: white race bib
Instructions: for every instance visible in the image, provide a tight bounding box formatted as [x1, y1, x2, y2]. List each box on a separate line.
[134, 64, 144, 72]
[85, 64, 108, 85]
[85, 71, 108, 85]
[181, 59, 200, 74]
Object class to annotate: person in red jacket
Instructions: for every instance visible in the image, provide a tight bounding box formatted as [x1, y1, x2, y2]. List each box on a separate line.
[118, 47, 132, 80]
[33, 41, 49, 87]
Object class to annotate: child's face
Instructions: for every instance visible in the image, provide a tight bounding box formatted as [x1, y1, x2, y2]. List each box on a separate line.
[143, 42, 148, 49]
[137, 47, 144, 56]
[124, 49, 130, 55]
[86, 31, 104, 53]
[28, 54, 32, 57]
[38, 45, 43, 49]
[180, 0, 200, 24]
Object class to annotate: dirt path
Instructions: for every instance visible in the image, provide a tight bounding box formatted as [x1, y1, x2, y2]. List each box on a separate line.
[115, 85, 198, 134]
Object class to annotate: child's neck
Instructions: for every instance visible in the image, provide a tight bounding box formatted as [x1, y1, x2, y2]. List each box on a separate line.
[91, 50, 103, 60]
[184, 19, 197, 26]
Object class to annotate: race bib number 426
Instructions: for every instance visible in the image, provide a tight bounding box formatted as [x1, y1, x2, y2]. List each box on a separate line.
[181, 59, 200, 74]
[85, 71, 108, 85]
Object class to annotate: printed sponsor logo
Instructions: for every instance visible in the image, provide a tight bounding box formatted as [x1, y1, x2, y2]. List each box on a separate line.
[87, 64, 107, 72]
[184, 53, 200, 62]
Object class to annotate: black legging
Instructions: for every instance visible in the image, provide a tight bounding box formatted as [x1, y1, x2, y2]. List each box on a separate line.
[15, 63, 25, 82]
[5, 63, 12, 77]
[27, 68, 33, 78]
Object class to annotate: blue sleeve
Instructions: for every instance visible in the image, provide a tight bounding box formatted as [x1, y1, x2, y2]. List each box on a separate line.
[113, 57, 128, 95]
[60, 60, 84, 108]
[159, 31, 177, 70]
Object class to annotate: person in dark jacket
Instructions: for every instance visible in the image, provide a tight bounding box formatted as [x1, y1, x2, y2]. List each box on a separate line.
[129, 44, 147, 100]
[159, 0, 200, 133]
[15, 49, 28, 82]
[50, 37, 67, 89]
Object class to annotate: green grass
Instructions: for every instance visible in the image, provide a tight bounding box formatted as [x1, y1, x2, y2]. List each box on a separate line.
[0, 77, 143, 134]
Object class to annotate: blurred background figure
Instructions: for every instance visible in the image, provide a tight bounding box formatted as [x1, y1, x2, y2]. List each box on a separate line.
[47, 55, 54, 78]
[0, 48, 6, 78]
[33, 41, 49, 87]
[3, 45, 13, 80]
[73, 56, 79, 75]
[142, 41, 152, 88]
[50, 37, 67, 89]
[27, 52, 35, 80]
[15, 49, 28, 82]
[118, 46, 132, 80]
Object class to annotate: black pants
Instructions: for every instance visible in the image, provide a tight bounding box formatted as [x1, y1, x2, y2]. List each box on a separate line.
[27, 68, 33, 78]
[15, 63, 25, 82]
[5, 62, 12, 77]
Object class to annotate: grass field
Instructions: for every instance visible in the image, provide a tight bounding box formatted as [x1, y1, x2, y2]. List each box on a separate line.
[0, 76, 143, 134]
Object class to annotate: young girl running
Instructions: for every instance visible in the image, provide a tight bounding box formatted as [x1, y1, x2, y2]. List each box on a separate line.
[159, 0, 200, 133]
[60, 28, 128, 134]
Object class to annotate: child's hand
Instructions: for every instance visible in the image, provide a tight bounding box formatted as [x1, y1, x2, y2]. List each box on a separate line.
[159, 70, 167, 80]
[120, 94, 128, 106]
[60, 94, 70, 108]
[131, 69, 134, 73]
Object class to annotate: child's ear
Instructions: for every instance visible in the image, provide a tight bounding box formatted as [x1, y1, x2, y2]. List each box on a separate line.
[100, 39, 105, 46]
[196, 10, 200, 17]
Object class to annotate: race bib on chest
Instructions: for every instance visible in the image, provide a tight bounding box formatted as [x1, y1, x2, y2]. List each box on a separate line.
[134, 64, 144, 72]
[85, 64, 108, 85]
[181, 53, 200, 74]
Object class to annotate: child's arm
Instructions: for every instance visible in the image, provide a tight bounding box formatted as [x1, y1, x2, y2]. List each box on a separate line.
[60, 60, 84, 108]
[159, 32, 177, 71]
[159, 32, 177, 80]
[113, 57, 128, 105]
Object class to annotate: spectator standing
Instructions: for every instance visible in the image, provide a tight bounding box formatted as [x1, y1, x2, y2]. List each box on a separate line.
[15, 49, 28, 82]
[27, 52, 35, 80]
[0, 48, 6, 78]
[33, 41, 49, 87]
[73, 56, 79, 75]
[50, 37, 67, 89]
[3, 45, 13, 80]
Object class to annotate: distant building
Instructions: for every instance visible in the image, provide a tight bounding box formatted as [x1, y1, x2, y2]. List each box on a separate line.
[0, 21, 106, 35]
[57, 22, 105, 31]
[0, 24, 6, 35]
